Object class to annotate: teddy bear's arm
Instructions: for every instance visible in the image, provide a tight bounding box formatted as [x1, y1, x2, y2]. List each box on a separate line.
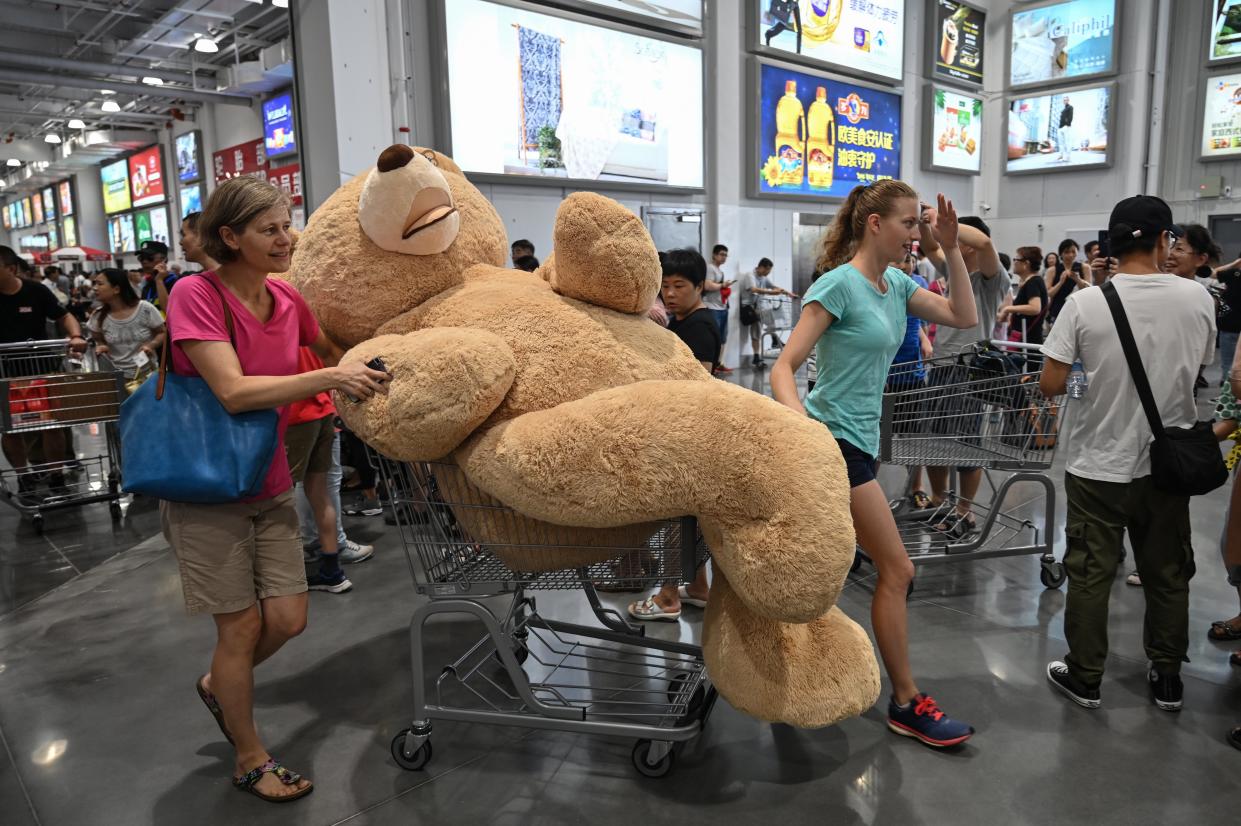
[455, 378, 856, 625]
[334, 328, 516, 461]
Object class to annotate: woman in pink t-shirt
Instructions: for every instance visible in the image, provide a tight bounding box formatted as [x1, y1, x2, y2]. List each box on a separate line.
[163, 176, 388, 803]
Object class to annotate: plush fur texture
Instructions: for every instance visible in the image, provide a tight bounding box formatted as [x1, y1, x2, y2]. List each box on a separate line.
[703, 572, 882, 728]
[295, 146, 875, 728]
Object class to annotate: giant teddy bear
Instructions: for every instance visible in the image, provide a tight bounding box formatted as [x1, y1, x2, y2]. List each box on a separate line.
[289, 144, 880, 727]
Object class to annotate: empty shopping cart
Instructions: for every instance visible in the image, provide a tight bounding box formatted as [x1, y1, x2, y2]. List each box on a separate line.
[855, 341, 1066, 589]
[375, 455, 716, 779]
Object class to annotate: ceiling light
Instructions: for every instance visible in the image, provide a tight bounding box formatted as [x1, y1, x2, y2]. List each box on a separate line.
[44, 133, 62, 144]
[67, 118, 85, 129]
[273, 0, 289, 7]
[141, 76, 164, 86]
[100, 100, 121, 113]
[194, 38, 219, 54]
[100, 89, 116, 96]
[6, 159, 19, 167]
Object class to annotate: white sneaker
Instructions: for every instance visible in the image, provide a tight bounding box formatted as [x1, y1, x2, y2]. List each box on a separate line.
[339, 539, 374, 564]
[1125, 571, 1142, 587]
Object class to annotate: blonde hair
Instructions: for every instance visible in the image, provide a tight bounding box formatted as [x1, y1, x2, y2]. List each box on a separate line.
[200, 176, 291, 264]
[815, 180, 919, 273]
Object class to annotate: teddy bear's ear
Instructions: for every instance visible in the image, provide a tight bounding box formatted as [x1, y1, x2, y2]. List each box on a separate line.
[359, 145, 461, 255]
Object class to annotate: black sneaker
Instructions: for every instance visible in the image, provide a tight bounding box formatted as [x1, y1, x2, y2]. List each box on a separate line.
[307, 569, 353, 594]
[344, 497, 383, 517]
[1046, 661, 1101, 709]
[1148, 668, 1183, 712]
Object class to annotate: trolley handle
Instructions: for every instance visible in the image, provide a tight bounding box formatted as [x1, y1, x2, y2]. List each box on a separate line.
[987, 339, 1046, 353]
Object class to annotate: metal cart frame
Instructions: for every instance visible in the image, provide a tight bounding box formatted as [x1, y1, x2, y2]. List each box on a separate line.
[756, 294, 800, 361]
[0, 340, 125, 532]
[854, 341, 1067, 590]
[375, 456, 717, 779]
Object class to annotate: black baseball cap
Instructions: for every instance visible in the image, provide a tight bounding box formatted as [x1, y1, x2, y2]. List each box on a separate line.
[137, 240, 169, 259]
[1107, 195, 1182, 243]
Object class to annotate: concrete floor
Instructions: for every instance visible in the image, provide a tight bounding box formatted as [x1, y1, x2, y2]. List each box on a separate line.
[1, 362, 1239, 825]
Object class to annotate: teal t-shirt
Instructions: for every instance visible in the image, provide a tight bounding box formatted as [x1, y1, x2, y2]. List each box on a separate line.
[803, 263, 921, 456]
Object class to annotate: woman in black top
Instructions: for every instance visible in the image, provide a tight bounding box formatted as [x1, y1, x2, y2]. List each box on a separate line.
[628, 249, 717, 622]
[999, 246, 1049, 368]
[1045, 238, 1090, 326]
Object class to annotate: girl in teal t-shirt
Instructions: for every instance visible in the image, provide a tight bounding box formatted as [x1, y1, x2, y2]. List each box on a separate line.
[770, 181, 980, 749]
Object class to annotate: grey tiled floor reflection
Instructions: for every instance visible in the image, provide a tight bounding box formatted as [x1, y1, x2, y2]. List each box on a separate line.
[1, 361, 1238, 825]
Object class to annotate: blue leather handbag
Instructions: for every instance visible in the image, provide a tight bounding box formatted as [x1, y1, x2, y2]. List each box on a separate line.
[119, 277, 279, 503]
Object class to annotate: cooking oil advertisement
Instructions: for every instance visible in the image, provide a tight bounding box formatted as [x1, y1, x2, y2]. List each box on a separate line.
[757, 62, 901, 199]
[759, 0, 904, 82]
[930, 87, 982, 173]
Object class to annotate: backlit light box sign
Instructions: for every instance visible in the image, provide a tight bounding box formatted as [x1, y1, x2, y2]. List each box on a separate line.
[1008, 0, 1118, 91]
[751, 59, 901, 200]
[753, 0, 905, 84]
[263, 93, 297, 159]
[442, 0, 704, 189]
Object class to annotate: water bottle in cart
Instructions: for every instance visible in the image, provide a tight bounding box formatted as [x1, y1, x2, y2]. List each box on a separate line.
[1067, 361, 1088, 399]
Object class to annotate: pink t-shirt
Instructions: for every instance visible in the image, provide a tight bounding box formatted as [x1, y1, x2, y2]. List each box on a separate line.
[166, 272, 320, 502]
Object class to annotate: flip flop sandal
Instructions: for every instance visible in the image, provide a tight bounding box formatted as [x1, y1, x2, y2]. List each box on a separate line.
[933, 514, 977, 540]
[196, 676, 234, 745]
[1229, 727, 1241, 752]
[1208, 621, 1241, 641]
[677, 586, 708, 608]
[233, 758, 314, 803]
[627, 597, 681, 622]
[910, 491, 932, 510]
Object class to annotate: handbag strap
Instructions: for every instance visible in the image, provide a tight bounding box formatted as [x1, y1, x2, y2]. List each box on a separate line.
[155, 274, 238, 401]
[1101, 280, 1165, 436]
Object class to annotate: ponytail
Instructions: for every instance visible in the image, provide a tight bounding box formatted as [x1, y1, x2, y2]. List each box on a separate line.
[815, 179, 920, 274]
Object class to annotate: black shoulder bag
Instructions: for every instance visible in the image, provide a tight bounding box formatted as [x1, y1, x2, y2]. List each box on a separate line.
[1101, 280, 1227, 496]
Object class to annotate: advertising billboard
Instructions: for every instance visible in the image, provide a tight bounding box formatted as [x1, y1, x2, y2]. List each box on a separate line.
[1009, 0, 1117, 90]
[31, 194, 43, 225]
[442, 0, 704, 189]
[751, 59, 901, 201]
[58, 180, 73, 216]
[41, 187, 55, 222]
[180, 184, 203, 217]
[925, 86, 983, 175]
[1201, 70, 1241, 161]
[62, 215, 77, 247]
[101, 159, 131, 214]
[1210, 1, 1241, 65]
[753, 0, 905, 84]
[1006, 83, 1114, 174]
[263, 92, 297, 159]
[930, 0, 984, 87]
[128, 146, 166, 208]
[175, 130, 202, 183]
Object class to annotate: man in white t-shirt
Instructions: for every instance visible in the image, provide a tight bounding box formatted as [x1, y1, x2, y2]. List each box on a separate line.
[702, 244, 734, 373]
[1039, 195, 1215, 714]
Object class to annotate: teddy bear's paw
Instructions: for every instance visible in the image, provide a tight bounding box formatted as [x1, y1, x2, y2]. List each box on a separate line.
[546, 193, 660, 314]
[334, 330, 515, 461]
[703, 572, 881, 728]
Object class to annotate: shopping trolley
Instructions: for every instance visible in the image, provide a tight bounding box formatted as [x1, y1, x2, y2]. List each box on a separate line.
[376, 455, 717, 779]
[757, 295, 800, 360]
[0, 340, 125, 533]
[855, 340, 1067, 590]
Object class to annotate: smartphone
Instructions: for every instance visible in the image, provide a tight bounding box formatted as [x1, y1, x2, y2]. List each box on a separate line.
[1095, 230, 1111, 262]
[345, 357, 389, 403]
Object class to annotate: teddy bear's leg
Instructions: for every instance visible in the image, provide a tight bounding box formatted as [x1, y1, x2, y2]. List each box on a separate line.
[541, 192, 661, 315]
[336, 329, 516, 461]
[703, 570, 881, 728]
[455, 378, 855, 624]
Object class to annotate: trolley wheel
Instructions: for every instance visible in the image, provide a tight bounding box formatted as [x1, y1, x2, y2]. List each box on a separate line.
[1040, 560, 1067, 589]
[631, 739, 675, 778]
[666, 674, 706, 725]
[109, 502, 122, 520]
[31, 514, 44, 535]
[390, 731, 432, 771]
[850, 551, 863, 574]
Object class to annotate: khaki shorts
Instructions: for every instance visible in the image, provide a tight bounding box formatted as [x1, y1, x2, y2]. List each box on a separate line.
[160, 490, 307, 615]
[285, 416, 336, 484]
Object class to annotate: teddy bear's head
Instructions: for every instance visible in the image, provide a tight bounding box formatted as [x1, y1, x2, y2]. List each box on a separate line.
[290, 145, 507, 347]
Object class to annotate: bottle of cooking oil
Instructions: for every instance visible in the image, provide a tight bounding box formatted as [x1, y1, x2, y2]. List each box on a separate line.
[774, 79, 806, 186]
[800, 0, 844, 43]
[806, 86, 834, 189]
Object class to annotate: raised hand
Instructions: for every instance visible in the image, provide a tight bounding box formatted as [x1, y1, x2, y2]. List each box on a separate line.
[931, 193, 959, 250]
